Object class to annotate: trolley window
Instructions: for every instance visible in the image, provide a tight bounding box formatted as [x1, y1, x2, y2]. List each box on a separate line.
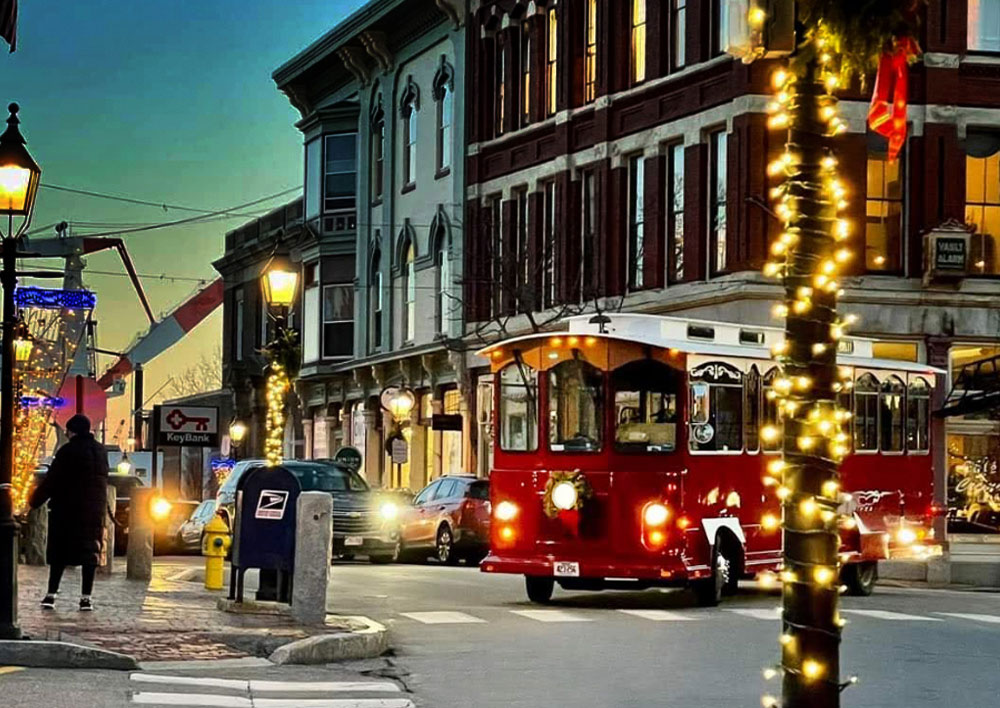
[612, 360, 679, 453]
[762, 368, 781, 452]
[689, 361, 743, 453]
[499, 361, 539, 452]
[906, 377, 931, 452]
[880, 375, 905, 452]
[549, 358, 604, 452]
[854, 373, 879, 451]
[744, 365, 761, 452]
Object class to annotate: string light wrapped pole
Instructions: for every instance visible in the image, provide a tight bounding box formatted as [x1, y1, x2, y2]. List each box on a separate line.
[260, 249, 300, 467]
[756, 4, 923, 707]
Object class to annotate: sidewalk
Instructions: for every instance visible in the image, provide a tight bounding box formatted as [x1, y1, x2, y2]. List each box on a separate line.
[15, 560, 333, 662]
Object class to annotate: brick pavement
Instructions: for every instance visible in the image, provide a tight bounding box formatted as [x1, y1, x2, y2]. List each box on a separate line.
[15, 561, 303, 661]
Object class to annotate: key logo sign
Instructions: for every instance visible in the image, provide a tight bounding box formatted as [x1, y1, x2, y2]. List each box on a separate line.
[155, 405, 220, 447]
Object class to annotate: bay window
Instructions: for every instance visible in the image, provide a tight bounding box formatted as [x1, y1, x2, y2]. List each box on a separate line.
[324, 133, 357, 213]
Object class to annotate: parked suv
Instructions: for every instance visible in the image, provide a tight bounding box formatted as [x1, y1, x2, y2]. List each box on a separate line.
[396, 476, 490, 564]
[215, 459, 398, 563]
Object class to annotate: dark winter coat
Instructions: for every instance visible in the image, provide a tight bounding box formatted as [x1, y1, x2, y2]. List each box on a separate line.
[29, 432, 109, 567]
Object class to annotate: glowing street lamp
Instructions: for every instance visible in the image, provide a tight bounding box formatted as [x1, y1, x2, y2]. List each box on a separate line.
[261, 252, 299, 309]
[228, 419, 247, 461]
[116, 452, 133, 476]
[386, 389, 416, 423]
[0, 104, 41, 224]
[12, 320, 31, 364]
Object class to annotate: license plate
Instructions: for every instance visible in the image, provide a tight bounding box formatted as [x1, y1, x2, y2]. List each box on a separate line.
[553, 561, 580, 577]
[344, 536, 364, 547]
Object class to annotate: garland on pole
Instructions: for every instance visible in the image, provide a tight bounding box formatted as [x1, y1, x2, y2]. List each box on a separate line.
[758, 3, 923, 707]
[262, 327, 300, 468]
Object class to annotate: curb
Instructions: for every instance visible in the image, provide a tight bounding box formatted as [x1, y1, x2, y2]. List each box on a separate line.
[268, 616, 390, 665]
[0, 639, 139, 670]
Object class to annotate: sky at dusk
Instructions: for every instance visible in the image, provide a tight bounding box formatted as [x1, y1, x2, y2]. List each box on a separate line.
[4, 0, 367, 444]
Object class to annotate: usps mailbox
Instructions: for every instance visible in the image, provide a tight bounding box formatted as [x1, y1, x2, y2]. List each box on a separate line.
[229, 465, 301, 604]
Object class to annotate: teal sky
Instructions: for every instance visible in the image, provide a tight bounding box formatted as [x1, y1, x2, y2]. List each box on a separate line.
[4, 0, 366, 440]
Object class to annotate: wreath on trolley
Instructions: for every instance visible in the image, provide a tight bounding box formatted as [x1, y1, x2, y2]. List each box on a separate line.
[542, 470, 594, 519]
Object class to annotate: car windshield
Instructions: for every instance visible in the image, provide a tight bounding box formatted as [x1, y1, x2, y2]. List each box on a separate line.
[286, 462, 369, 492]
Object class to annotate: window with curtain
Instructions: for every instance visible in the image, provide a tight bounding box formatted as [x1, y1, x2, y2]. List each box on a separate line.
[546, 8, 558, 115]
[668, 142, 685, 282]
[584, 0, 598, 103]
[965, 151, 1000, 275]
[880, 375, 905, 452]
[499, 362, 538, 451]
[369, 249, 383, 352]
[631, 0, 647, 85]
[709, 130, 728, 273]
[549, 359, 604, 452]
[628, 154, 646, 290]
[866, 149, 903, 271]
[969, 0, 1000, 51]
[581, 169, 597, 302]
[521, 23, 532, 126]
[542, 180, 557, 308]
[906, 377, 931, 452]
[854, 373, 879, 451]
[403, 241, 415, 342]
[403, 102, 418, 186]
[672, 0, 687, 70]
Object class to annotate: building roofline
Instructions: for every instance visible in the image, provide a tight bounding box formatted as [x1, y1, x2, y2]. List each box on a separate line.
[272, 0, 401, 89]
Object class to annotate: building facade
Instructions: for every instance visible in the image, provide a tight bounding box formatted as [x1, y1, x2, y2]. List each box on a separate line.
[270, 0, 468, 490]
[463, 0, 1000, 529]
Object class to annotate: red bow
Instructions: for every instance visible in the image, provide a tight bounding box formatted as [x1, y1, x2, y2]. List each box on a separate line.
[867, 37, 920, 162]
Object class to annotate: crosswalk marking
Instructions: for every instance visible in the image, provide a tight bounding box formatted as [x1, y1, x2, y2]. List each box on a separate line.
[510, 609, 593, 623]
[250, 681, 400, 693]
[936, 612, 1000, 625]
[618, 609, 699, 621]
[0, 666, 24, 676]
[399, 611, 487, 625]
[255, 701, 414, 708]
[842, 610, 943, 621]
[727, 608, 782, 621]
[133, 694, 249, 708]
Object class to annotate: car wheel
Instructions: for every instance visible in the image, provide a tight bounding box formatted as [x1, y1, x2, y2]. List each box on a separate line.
[841, 561, 878, 596]
[525, 575, 555, 604]
[693, 541, 731, 607]
[436, 525, 458, 565]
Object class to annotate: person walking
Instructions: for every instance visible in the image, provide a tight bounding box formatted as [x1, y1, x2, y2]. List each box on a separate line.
[29, 414, 109, 611]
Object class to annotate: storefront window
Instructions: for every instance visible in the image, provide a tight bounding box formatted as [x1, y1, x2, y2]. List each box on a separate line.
[499, 362, 538, 452]
[880, 375, 905, 452]
[613, 360, 679, 453]
[689, 361, 743, 452]
[421, 393, 435, 481]
[442, 389, 463, 475]
[906, 377, 931, 452]
[854, 373, 879, 451]
[549, 359, 604, 452]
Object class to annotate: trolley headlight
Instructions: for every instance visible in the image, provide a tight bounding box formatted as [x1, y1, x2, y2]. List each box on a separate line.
[897, 527, 917, 545]
[643, 503, 670, 527]
[495, 500, 519, 521]
[551, 482, 578, 511]
[379, 502, 399, 521]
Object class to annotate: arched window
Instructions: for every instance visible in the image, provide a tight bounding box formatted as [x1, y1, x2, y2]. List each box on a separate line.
[369, 247, 383, 351]
[403, 241, 416, 342]
[549, 358, 604, 452]
[433, 60, 455, 173]
[880, 375, 906, 452]
[434, 225, 450, 335]
[612, 359, 679, 453]
[370, 93, 385, 201]
[400, 79, 420, 186]
[907, 377, 931, 452]
[744, 365, 761, 452]
[762, 367, 781, 452]
[854, 373, 879, 451]
[499, 361, 538, 451]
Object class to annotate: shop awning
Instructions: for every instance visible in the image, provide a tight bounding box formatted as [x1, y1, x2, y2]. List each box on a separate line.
[937, 353, 1000, 418]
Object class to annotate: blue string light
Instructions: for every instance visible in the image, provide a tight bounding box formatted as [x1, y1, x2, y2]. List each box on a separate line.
[14, 286, 97, 310]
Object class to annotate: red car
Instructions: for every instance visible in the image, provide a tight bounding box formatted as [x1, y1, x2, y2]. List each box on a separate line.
[394, 476, 490, 564]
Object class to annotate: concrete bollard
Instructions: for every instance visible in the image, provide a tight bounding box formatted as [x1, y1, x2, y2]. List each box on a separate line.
[99, 487, 116, 577]
[291, 492, 333, 626]
[22, 505, 48, 566]
[126, 488, 155, 581]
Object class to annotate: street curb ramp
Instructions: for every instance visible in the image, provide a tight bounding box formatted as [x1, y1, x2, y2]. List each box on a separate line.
[0, 639, 139, 670]
[268, 616, 390, 665]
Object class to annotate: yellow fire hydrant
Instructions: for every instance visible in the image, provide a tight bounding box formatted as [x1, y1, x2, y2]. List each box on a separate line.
[202, 513, 231, 591]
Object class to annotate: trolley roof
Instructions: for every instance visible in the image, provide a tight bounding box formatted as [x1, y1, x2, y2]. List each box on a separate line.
[477, 314, 944, 376]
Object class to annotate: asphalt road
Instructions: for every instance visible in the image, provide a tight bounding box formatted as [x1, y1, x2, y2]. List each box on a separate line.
[326, 560, 1000, 708]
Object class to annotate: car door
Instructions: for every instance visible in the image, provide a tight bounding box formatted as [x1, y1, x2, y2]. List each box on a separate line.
[181, 501, 211, 547]
[405, 481, 440, 546]
[428, 479, 459, 541]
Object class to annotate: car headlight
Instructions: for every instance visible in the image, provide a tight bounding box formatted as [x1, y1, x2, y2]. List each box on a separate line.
[150, 497, 172, 521]
[494, 500, 518, 521]
[551, 481, 578, 511]
[379, 502, 399, 521]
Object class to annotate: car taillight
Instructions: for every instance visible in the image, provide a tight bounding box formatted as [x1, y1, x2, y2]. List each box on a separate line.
[641, 502, 670, 551]
[459, 499, 475, 525]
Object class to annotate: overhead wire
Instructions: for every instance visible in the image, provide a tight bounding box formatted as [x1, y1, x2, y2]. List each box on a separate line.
[39, 183, 271, 218]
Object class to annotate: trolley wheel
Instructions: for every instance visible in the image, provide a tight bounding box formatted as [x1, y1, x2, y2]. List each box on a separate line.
[841, 561, 878, 596]
[693, 541, 732, 607]
[525, 575, 555, 604]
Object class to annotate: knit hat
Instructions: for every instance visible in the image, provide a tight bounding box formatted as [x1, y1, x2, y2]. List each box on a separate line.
[66, 414, 91, 435]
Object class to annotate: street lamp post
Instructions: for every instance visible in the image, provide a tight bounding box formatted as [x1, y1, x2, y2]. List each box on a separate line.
[260, 250, 298, 467]
[228, 419, 247, 462]
[0, 103, 42, 640]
